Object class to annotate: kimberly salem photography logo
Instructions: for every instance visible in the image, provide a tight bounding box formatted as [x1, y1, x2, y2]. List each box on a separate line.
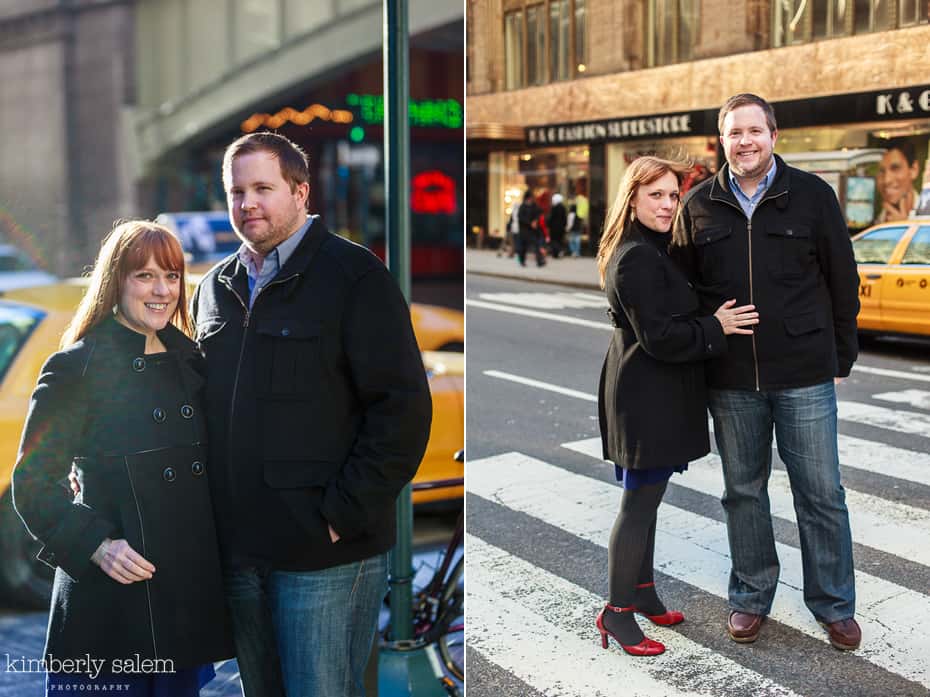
[5, 653, 175, 679]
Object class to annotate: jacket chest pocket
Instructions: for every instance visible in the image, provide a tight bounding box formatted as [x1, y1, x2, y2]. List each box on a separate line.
[766, 224, 814, 280]
[255, 318, 322, 394]
[694, 225, 732, 285]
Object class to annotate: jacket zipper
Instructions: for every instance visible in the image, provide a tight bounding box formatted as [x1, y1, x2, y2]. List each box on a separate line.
[709, 189, 787, 392]
[124, 456, 158, 660]
[221, 272, 301, 496]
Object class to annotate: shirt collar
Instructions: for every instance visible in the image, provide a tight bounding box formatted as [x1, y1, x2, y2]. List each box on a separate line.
[729, 157, 777, 199]
[237, 215, 314, 279]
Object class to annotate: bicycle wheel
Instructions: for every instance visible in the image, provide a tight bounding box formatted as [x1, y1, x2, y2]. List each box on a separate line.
[436, 555, 464, 681]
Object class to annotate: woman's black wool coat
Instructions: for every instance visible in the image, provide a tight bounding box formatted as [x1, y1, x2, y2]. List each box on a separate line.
[598, 221, 728, 470]
[12, 317, 233, 672]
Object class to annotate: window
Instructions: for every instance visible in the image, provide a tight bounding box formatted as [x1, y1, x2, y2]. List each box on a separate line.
[649, 0, 698, 66]
[574, 0, 586, 73]
[854, 0, 892, 33]
[813, 0, 851, 38]
[901, 227, 930, 265]
[526, 5, 545, 86]
[898, 0, 929, 24]
[504, 11, 524, 90]
[503, 0, 587, 89]
[775, 0, 903, 45]
[852, 226, 908, 264]
[773, 0, 810, 45]
[550, 0, 570, 82]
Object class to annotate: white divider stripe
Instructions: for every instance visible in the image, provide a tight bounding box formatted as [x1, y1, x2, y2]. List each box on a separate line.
[562, 437, 930, 567]
[477, 291, 607, 309]
[836, 433, 930, 488]
[838, 400, 930, 438]
[482, 370, 599, 402]
[467, 298, 611, 330]
[854, 365, 930, 384]
[467, 534, 801, 697]
[469, 451, 930, 687]
[873, 389, 930, 411]
[485, 369, 930, 487]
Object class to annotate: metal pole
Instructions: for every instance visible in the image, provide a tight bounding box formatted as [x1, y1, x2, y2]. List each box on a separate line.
[383, 0, 413, 644]
[378, 2, 447, 695]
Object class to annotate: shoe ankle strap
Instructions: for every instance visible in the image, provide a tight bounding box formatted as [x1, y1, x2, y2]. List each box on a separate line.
[605, 603, 635, 613]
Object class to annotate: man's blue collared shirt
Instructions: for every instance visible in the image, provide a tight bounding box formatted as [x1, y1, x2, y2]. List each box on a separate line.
[729, 158, 777, 220]
[237, 215, 315, 307]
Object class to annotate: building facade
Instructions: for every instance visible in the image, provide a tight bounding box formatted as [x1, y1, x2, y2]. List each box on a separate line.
[0, 0, 463, 295]
[467, 0, 930, 251]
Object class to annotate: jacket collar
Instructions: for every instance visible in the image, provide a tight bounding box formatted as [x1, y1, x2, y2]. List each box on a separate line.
[710, 154, 790, 208]
[94, 316, 196, 355]
[217, 216, 330, 297]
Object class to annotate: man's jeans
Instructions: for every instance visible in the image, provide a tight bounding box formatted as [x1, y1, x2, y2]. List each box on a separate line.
[708, 382, 855, 623]
[225, 553, 389, 697]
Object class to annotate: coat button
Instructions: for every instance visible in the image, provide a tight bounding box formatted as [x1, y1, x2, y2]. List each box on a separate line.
[180, 404, 194, 419]
[191, 461, 205, 476]
[281, 328, 290, 337]
[132, 357, 146, 372]
[163, 467, 176, 482]
[707, 344, 713, 351]
[153, 408, 166, 423]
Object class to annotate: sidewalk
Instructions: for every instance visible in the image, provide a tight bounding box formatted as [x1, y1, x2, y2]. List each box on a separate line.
[466, 248, 601, 290]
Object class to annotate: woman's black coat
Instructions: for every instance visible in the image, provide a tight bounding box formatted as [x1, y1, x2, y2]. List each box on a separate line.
[598, 221, 728, 469]
[12, 317, 233, 672]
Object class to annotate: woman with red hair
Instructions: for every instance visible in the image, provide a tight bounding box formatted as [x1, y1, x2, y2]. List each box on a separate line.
[12, 220, 232, 696]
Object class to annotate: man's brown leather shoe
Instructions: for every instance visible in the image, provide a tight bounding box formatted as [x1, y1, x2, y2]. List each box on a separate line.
[727, 611, 764, 643]
[820, 617, 861, 650]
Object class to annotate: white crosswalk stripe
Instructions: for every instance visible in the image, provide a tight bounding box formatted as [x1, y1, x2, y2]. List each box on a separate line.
[873, 388, 930, 411]
[477, 291, 607, 309]
[838, 400, 930, 437]
[469, 451, 930, 689]
[562, 437, 930, 569]
[468, 534, 803, 697]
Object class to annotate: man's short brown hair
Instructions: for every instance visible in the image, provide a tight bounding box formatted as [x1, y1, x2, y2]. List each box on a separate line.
[717, 94, 778, 135]
[222, 132, 311, 209]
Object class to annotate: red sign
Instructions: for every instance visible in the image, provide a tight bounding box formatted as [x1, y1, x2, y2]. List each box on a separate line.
[411, 171, 457, 215]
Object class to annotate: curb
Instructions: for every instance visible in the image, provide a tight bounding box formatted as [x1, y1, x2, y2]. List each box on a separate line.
[467, 269, 602, 290]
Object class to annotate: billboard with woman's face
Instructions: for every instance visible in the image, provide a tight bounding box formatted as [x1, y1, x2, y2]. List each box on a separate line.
[876, 137, 923, 222]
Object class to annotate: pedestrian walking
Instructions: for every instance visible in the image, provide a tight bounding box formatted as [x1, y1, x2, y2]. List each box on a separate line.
[595, 156, 759, 657]
[547, 193, 568, 258]
[674, 93, 861, 649]
[517, 189, 545, 267]
[566, 204, 583, 257]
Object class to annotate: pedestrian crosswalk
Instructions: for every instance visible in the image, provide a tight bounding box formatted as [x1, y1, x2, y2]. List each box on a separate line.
[477, 291, 607, 310]
[468, 377, 930, 696]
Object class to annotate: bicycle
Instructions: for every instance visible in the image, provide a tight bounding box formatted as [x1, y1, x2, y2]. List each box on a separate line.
[410, 476, 464, 685]
[381, 453, 464, 696]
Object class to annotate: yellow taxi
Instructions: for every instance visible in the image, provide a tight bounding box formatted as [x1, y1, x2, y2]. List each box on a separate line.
[852, 217, 930, 337]
[0, 280, 462, 607]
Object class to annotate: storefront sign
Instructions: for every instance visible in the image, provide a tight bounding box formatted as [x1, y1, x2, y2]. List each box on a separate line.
[874, 88, 930, 117]
[525, 111, 703, 145]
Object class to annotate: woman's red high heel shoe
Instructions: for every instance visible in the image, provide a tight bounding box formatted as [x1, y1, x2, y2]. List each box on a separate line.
[595, 604, 665, 656]
[632, 582, 684, 626]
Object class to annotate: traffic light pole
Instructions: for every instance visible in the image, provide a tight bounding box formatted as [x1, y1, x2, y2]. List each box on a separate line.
[378, 0, 447, 695]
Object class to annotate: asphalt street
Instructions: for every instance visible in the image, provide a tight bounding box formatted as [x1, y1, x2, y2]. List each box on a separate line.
[466, 272, 930, 697]
[0, 511, 459, 696]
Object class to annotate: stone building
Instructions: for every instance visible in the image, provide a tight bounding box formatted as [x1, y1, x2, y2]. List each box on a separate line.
[0, 0, 462, 278]
[466, 0, 930, 248]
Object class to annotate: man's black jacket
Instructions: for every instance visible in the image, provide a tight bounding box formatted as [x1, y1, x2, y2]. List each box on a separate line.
[675, 155, 860, 390]
[191, 217, 432, 570]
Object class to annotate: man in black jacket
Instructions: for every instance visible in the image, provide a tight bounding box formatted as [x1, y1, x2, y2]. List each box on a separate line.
[675, 94, 861, 650]
[191, 132, 432, 696]
[517, 189, 545, 267]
